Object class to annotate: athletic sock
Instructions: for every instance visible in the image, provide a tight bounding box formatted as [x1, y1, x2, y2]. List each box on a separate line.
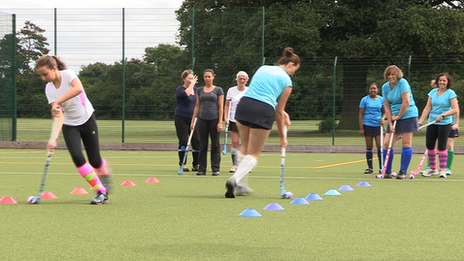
[366, 149, 373, 169]
[231, 147, 238, 166]
[428, 148, 437, 170]
[438, 150, 448, 170]
[377, 149, 382, 170]
[236, 151, 245, 166]
[400, 147, 413, 173]
[383, 149, 394, 173]
[232, 155, 257, 184]
[447, 150, 454, 170]
[95, 158, 111, 176]
[78, 162, 106, 194]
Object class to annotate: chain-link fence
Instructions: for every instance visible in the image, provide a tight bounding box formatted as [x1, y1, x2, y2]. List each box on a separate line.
[1, 8, 463, 145]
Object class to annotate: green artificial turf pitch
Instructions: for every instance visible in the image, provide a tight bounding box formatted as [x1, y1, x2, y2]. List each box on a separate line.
[1, 149, 464, 260]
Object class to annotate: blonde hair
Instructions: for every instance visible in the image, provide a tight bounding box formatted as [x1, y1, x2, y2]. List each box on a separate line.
[181, 69, 193, 83]
[383, 65, 403, 80]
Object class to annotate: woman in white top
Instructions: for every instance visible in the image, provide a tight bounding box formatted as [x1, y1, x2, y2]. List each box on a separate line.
[35, 55, 112, 205]
[224, 71, 249, 173]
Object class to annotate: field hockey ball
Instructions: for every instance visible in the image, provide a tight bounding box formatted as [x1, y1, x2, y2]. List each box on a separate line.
[285, 191, 293, 199]
[27, 196, 37, 204]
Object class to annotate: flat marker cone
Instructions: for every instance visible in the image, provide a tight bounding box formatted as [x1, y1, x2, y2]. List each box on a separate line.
[239, 208, 262, 217]
[357, 181, 372, 187]
[324, 189, 342, 196]
[290, 198, 310, 205]
[338, 185, 354, 191]
[70, 187, 89, 194]
[41, 192, 58, 199]
[0, 196, 18, 204]
[146, 177, 160, 183]
[305, 193, 323, 201]
[263, 203, 285, 210]
[121, 180, 137, 186]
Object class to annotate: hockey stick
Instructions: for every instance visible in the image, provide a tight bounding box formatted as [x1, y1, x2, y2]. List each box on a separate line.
[409, 149, 428, 179]
[377, 121, 397, 179]
[280, 126, 288, 198]
[178, 117, 197, 175]
[222, 105, 231, 155]
[32, 114, 59, 204]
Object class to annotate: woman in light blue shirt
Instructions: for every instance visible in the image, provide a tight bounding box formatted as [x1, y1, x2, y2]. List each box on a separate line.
[225, 47, 300, 198]
[418, 73, 459, 178]
[382, 65, 419, 179]
[359, 83, 385, 174]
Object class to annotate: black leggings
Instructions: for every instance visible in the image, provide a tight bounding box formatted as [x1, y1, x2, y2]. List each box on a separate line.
[197, 118, 221, 172]
[174, 115, 199, 150]
[62, 114, 102, 168]
[426, 124, 451, 151]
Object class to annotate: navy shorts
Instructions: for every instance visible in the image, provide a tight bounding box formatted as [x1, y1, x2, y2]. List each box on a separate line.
[363, 125, 381, 137]
[236, 97, 274, 130]
[449, 129, 459, 138]
[386, 117, 418, 133]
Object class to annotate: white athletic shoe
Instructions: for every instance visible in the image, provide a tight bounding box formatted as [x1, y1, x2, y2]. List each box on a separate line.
[229, 165, 237, 173]
[421, 168, 438, 177]
[420, 167, 432, 175]
[439, 169, 447, 178]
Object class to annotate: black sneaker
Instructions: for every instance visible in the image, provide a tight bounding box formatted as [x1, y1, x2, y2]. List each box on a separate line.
[225, 179, 236, 198]
[182, 167, 189, 172]
[396, 170, 406, 180]
[212, 171, 220, 176]
[90, 191, 108, 205]
[364, 168, 373, 174]
[196, 171, 205, 176]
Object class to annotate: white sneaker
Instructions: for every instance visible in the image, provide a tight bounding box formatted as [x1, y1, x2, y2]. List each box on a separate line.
[229, 165, 237, 173]
[439, 169, 447, 178]
[420, 167, 431, 175]
[421, 168, 438, 177]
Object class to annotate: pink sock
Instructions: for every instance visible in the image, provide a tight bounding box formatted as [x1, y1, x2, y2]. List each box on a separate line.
[95, 158, 111, 176]
[438, 150, 448, 170]
[77, 162, 107, 194]
[428, 148, 437, 170]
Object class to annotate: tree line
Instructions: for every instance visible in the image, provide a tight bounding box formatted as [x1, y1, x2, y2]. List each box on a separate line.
[1, 1, 464, 130]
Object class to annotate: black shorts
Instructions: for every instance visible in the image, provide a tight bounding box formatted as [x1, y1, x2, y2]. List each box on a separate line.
[363, 125, 381, 137]
[228, 121, 238, 132]
[236, 97, 274, 130]
[449, 129, 459, 138]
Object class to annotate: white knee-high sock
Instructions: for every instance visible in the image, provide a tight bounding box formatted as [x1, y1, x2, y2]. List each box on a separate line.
[236, 151, 245, 166]
[232, 155, 257, 184]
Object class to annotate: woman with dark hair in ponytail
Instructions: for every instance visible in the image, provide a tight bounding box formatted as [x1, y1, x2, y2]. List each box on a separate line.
[225, 47, 300, 198]
[35, 55, 112, 205]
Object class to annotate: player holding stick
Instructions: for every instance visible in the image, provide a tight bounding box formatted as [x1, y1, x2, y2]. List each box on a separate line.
[35, 55, 112, 205]
[225, 47, 300, 198]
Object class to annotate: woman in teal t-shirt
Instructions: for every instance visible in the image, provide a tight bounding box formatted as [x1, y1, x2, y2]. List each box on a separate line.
[418, 72, 459, 178]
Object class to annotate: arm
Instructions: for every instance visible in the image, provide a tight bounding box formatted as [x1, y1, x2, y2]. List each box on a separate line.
[46, 103, 64, 153]
[395, 91, 410, 120]
[275, 87, 292, 149]
[216, 94, 224, 133]
[439, 97, 459, 123]
[418, 97, 432, 125]
[358, 108, 365, 136]
[185, 75, 198, 96]
[52, 78, 84, 116]
[453, 105, 460, 130]
[224, 99, 231, 126]
[191, 94, 200, 130]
